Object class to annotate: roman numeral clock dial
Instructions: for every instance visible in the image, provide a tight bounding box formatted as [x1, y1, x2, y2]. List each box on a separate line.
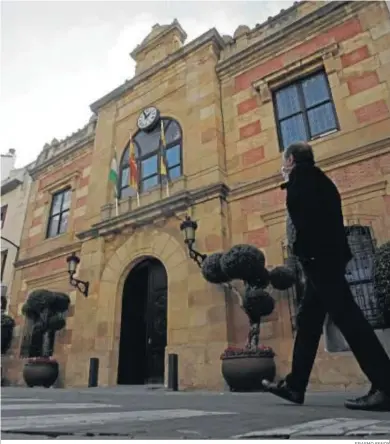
[137, 106, 160, 131]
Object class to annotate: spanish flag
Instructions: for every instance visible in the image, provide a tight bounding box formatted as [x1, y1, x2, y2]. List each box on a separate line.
[160, 119, 170, 197]
[129, 136, 138, 190]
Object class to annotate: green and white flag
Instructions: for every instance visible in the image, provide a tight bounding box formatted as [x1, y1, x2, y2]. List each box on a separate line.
[109, 148, 119, 216]
[109, 151, 118, 198]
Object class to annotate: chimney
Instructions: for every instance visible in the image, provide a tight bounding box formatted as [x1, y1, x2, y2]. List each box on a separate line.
[1, 148, 17, 180]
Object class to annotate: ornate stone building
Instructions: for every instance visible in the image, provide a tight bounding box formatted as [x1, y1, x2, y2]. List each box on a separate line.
[5, 0, 390, 390]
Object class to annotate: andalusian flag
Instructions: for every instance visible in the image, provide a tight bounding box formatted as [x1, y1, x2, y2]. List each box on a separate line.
[109, 149, 118, 197]
[129, 135, 140, 206]
[160, 119, 170, 197]
[108, 147, 119, 215]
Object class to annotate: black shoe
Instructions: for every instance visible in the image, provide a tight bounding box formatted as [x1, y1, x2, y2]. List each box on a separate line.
[345, 389, 390, 411]
[262, 379, 305, 405]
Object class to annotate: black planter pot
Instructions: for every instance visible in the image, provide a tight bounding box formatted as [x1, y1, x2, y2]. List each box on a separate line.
[221, 355, 276, 392]
[23, 360, 59, 388]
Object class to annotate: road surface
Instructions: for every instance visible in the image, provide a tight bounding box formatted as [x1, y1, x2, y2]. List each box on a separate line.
[1, 386, 390, 439]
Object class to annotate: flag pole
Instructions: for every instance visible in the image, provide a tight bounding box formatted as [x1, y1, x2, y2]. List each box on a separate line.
[115, 194, 119, 216]
[160, 119, 170, 199]
[166, 180, 170, 198]
[114, 145, 119, 216]
[136, 191, 140, 207]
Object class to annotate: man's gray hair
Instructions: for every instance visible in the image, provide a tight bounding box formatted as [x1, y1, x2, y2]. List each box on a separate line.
[284, 141, 315, 165]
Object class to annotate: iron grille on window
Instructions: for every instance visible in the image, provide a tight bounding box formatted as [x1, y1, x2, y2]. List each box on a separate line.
[282, 241, 304, 331]
[273, 70, 339, 151]
[345, 225, 387, 329]
[282, 225, 388, 332]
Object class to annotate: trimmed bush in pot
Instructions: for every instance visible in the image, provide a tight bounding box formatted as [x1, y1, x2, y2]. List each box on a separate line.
[201, 246, 295, 391]
[1, 313, 15, 386]
[22, 289, 70, 388]
[1, 313, 15, 355]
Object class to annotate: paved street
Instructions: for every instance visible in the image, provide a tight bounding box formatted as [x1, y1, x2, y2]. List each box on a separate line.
[1, 386, 390, 439]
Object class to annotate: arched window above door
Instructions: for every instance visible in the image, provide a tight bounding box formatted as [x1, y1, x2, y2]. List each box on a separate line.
[119, 118, 182, 198]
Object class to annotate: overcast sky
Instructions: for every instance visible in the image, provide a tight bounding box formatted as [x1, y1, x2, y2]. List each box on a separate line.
[1, 0, 295, 168]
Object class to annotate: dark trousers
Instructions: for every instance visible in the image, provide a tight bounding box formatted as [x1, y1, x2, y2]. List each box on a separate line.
[285, 260, 390, 395]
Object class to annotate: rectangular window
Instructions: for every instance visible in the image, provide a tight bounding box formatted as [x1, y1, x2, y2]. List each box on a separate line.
[47, 188, 71, 238]
[1, 205, 8, 229]
[1, 249, 8, 281]
[166, 144, 182, 180]
[140, 154, 159, 192]
[273, 70, 338, 151]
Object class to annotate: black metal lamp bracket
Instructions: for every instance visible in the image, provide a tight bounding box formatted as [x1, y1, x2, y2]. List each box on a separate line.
[70, 275, 89, 297]
[187, 244, 207, 268]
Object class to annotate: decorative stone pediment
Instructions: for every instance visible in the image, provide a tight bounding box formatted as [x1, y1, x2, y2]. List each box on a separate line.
[130, 19, 187, 75]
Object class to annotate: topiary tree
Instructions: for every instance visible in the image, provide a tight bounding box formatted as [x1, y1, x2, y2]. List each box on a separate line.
[1, 313, 15, 355]
[373, 241, 390, 326]
[201, 244, 296, 352]
[22, 290, 70, 357]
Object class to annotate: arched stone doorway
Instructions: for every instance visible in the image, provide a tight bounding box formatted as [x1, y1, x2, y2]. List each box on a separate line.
[117, 257, 168, 385]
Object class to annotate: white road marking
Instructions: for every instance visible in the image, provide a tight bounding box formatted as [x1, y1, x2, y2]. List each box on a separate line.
[2, 409, 236, 431]
[232, 418, 390, 438]
[1, 399, 47, 403]
[346, 421, 390, 436]
[2, 403, 119, 411]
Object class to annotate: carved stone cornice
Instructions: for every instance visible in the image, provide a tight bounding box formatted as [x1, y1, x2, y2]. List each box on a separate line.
[29, 135, 94, 180]
[15, 242, 82, 270]
[77, 182, 230, 241]
[253, 42, 340, 102]
[229, 137, 390, 203]
[25, 270, 69, 288]
[216, 1, 364, 80]
[318, 137, 390, 171]
[341, 179, 387, 206]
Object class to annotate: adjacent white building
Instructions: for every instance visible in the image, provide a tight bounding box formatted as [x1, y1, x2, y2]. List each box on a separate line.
[1, 150, 33, 312]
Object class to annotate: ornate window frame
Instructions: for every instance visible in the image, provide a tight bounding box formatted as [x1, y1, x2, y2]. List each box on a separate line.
[119, 117, 183, 198]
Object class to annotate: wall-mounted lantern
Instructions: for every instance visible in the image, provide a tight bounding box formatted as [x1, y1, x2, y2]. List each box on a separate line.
[66, 252, 89, 297]
[179, 215, 207, 268]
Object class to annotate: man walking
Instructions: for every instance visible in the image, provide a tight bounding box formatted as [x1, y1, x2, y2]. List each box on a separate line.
[262, 141, 390, 411]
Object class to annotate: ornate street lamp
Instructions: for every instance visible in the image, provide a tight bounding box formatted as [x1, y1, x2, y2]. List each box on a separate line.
[66, 252, 89, 297]
[179, 215, 207, 268]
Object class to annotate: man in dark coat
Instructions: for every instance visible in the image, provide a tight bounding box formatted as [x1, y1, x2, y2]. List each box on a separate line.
[262, 141, 390, 411]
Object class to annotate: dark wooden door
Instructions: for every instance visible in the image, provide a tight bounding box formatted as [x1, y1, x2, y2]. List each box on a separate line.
[145, 260, 167, 384]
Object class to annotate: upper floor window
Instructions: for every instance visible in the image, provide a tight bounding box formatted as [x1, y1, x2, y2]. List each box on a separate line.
[46, 188, 71, 238]
[119, 118, 182, 198]
[273, 70, 338, 151]
[1, 205, 8, 229]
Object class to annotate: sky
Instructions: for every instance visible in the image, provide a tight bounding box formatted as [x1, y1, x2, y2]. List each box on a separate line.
[1, 0, 295, 168]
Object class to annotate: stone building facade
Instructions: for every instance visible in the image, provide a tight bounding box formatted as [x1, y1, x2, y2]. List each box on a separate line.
[1, 150, 34, 314]
[5, 1, 390, 390]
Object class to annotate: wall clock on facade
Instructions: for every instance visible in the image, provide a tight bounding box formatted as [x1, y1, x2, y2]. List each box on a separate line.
[137, 106, 160, 131]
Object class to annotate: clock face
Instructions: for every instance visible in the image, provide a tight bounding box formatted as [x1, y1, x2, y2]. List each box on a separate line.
[137, 107, 160, 131]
